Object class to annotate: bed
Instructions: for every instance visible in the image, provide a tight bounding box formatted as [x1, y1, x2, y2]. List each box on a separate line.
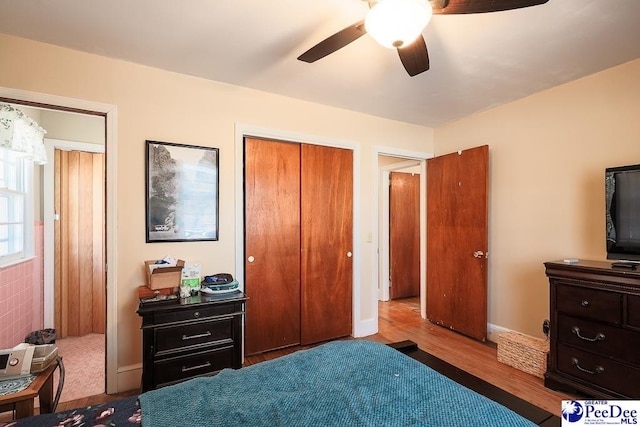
[3, 340, 560, 427]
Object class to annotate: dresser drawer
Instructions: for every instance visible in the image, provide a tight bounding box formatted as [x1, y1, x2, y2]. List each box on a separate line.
[154, 302, 242, 325]
[557, 344, 640, 397]
[558, 314, 640, 365]
[154, 346, 235, 388]
[155, 317, 235, 354]
[629, 295, 640, 328]
[556, 284, 622, 324]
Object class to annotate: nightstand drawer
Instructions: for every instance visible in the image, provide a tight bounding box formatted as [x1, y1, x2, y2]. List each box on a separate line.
[154, 303, 241, 324]
[155, 317, 234, 354]
[557, 344, 640, 397]
[558, 314, 640, 365]
[154, 346, 235, 388]
[556, 284, 622, 324]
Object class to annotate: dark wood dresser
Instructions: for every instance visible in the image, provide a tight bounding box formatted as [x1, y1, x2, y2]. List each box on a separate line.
[137, 291, 247, 392]
[544, 260, 640, 398]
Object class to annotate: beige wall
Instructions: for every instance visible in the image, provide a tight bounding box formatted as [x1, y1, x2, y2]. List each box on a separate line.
[434, 58, 640, 338]
[0, 33, 434, 380]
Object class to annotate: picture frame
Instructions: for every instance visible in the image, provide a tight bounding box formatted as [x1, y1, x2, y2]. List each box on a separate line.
[145, 140, 219, 242]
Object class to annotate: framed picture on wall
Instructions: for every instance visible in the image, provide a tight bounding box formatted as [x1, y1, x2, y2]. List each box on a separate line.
[145, 140, 219, 242]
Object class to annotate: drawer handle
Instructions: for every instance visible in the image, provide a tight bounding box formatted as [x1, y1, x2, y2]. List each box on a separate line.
[182, 331, 212, 341]
[581, 300, 590, 307]
[571, 357, 605, 375]
[571, 326, 605, 342]
[182, 361, 211, 372]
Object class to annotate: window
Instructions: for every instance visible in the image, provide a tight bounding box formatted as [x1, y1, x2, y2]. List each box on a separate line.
[0, 148, 34, 266]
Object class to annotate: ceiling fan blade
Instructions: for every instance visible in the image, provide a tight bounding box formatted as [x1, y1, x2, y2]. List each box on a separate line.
[431, 0, 549, 14]
[397, 35, 430, 77]
[298, 20, 366, 63]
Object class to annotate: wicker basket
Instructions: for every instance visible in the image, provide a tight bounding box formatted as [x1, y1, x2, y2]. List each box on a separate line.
[497, 332, 549, 378]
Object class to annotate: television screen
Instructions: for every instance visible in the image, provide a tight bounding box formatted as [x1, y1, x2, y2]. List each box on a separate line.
[606, 164, 640, 261]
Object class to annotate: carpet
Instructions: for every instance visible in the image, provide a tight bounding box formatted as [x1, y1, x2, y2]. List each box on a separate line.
[139, 340, 538, 427]
[53, 333, 105, 403]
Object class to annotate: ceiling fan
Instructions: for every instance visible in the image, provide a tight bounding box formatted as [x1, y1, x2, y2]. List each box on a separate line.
[297, 0, 549, 77]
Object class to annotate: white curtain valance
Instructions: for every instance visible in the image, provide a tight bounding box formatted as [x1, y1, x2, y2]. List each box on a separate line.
[0, 103, 47, 165]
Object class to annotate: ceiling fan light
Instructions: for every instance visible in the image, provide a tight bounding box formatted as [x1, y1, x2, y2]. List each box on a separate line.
[365, 0, 432, 49]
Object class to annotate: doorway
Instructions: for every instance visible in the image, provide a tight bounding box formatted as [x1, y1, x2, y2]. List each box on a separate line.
[44, 133, 107, 401]
[375, 150, 430, 323]
[378, 155, 425, 301]
[0, 86, 119, 395]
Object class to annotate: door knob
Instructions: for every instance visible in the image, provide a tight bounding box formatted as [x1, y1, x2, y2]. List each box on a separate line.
[347, 252, 352, 258]
[247, 256, 255, 263]
[473, 251, 487, 258]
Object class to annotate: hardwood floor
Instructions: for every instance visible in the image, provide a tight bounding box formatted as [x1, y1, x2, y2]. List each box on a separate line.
[373, 298, 572, 417]
[2, 297, 573, 421]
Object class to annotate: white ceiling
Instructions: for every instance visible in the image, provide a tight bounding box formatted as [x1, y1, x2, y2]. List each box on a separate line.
[1, 0, 640, 127]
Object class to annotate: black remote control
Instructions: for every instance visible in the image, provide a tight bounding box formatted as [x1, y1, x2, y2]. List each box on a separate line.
[611, 262, 637, 269]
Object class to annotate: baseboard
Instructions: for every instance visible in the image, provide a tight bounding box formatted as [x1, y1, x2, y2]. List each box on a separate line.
[487, 322, 510, 343]
[487, 323, 548, 346]
[116, 363, 142, 394]
[353, 317, 377, 338]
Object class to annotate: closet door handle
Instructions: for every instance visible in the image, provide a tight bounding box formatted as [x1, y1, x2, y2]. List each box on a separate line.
[247, 256, 255, 263]
[347, 252, 352, 258]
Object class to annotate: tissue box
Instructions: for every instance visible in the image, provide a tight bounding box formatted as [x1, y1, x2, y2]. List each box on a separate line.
[145, 259, 185, 290]
[181, 262, 202, 289]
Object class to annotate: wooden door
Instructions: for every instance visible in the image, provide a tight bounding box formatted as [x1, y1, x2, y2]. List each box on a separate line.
[426, 145, 488, 341]
[244, 138, 301, 355]
[389, 172, 420, 299]
[54, 149, 105, 338]
[300, 144, 353, 345]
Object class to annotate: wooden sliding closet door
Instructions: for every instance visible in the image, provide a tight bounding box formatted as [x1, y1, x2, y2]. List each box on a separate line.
[300, 144, 353, 345]
[54, 149, 105, 338]
[244, 138, 301, 355]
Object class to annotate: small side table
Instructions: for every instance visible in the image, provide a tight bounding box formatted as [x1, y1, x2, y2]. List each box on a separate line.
[0, 361, 57, 419]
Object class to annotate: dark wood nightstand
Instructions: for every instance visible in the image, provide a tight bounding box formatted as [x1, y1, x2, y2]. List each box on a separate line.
[137, 291, 247, 392]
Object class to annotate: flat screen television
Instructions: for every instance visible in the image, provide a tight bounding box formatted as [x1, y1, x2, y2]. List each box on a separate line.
[606, 163, 640, 262]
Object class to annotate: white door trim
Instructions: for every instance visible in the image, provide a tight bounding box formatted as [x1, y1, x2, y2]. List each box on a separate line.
[0, 86, 119, 394]
[373, 147, 432, 322]
[234, 124, 366, 336]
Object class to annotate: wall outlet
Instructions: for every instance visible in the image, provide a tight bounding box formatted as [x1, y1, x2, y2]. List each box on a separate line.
[542, 319, 550, 337]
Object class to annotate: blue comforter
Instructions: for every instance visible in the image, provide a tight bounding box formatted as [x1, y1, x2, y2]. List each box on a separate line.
[138, 340, 536, 427]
